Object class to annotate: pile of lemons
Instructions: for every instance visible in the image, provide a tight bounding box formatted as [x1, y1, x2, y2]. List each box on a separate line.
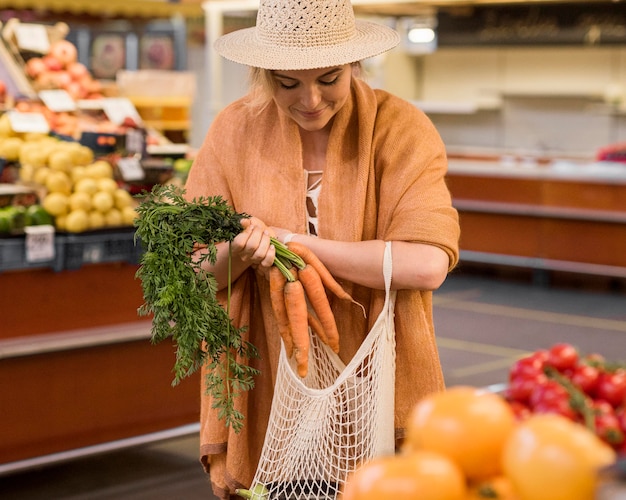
[17, 136, 137, 233]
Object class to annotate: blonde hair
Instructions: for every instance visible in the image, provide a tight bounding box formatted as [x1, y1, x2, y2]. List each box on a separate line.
[245, 62, 362, 110]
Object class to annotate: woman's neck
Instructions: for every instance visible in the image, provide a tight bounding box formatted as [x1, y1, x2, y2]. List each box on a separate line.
[300, 127, 330, 172]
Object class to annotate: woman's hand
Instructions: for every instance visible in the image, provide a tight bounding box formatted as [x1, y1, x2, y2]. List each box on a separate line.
[233, 217, 276, 272]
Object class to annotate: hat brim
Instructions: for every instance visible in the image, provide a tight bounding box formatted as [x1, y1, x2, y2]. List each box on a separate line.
[214, 20, 400, 70]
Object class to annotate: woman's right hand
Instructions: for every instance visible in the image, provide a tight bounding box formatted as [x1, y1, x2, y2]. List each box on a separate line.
[232, 217, 276, 271]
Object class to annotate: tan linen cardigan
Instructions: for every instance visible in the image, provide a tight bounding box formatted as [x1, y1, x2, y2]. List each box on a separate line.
[184, 77, 460, 499]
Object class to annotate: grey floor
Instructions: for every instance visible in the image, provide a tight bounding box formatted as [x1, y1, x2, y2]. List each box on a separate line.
[1, 267, 625, 499]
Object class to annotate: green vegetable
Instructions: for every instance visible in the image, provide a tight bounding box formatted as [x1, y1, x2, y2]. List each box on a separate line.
[134, 184, 258, 433]
[235, 484, 270, 499]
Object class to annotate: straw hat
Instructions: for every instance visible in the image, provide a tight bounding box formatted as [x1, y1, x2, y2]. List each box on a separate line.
[214, 0, 400, 70]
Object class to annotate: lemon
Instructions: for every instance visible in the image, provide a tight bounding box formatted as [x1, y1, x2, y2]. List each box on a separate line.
[92, 191, 114, 213]
[18, 163, 35, 182]
[88, 210, 106, 229]
[48, 149, 74, 173]
[104, 207, 122, 227]
[33, 166, 51, 186]
[43, 192, 69, 217]
[86, 160, 113, 179]
[70, 165, 88, 184]
[0, 136, 24, 161]
[97, 177, 118, 194]
[65, 209, 89, 233]
[121, 205, 138, 226]
[46, 170, 72, 195]
[19, 143, 48, 168]
[69, 191, 92, 212]
[113, 188, 133, 210]
[74, 177, 99, 196]
[55, 214, 67, 231]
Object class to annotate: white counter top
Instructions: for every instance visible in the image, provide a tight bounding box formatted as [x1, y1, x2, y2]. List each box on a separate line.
[447, 157, 626, 184]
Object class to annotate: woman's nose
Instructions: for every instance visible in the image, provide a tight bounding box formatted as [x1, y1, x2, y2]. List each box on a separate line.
[300, 85, 322, 109]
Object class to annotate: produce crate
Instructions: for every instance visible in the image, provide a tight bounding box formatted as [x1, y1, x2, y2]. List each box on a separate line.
[60, 227, 143, 270]
[0, 233, 64, 272]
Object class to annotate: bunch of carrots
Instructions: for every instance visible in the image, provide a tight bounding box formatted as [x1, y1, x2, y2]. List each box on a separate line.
[270, 239, 365, 378]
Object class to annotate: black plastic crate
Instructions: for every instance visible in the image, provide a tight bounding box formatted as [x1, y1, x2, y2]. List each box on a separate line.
[0, 233, 64, 273]
[60, 227, 143, 270]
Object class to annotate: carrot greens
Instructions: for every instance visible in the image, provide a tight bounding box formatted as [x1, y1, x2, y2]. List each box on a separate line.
[134, 184, 257, 433]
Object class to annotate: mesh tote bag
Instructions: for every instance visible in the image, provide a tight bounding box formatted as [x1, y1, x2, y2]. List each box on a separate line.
[249, 241, 397, 500]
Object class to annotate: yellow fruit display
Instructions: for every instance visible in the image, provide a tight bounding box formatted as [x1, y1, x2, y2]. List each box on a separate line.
[97, 177, 118, 194]
[88, 210, 106, 230]
[114, 188, 134, 210]
[74, 177, 99, 196]
[42, 192, 69, 217]
[65, 209, 89, 233]
[85, 160, 113, 179]
[48, 149, 74, 173]
[32, 166, 51, 186]
[92, 191, 114, 213]
[68, 191, 92, 212]
[104, 208, 122, 227]
[121, 206, 137, 226]
[45, 170, 72, 195]
[0, 136, 24, 161]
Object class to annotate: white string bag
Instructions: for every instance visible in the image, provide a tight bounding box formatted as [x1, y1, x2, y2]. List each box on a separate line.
[250, 242, 397, 500]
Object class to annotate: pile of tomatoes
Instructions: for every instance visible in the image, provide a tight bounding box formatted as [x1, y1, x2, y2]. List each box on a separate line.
[504, 342, 626, 451]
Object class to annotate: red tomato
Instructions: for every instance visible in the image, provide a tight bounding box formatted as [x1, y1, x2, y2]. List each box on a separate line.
[615, 406, 626, 434]
[533, 399, 578, 420]
[529, 379, 569, 409]
[595, 411, 625, 447]
[569, 363, 600, 396]
[595, 370, 626, 408]
[509, 355, 545, 381]
[547, 343, 579, 372]
[505, 372, 548, 403]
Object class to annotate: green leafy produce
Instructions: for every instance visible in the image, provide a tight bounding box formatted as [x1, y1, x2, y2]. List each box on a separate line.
[134, 184, 257, 433]
[134, 184, 306, 433]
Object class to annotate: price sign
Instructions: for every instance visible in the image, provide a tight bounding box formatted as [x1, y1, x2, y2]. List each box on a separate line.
[117, 156, 145, 182]
[24, 225, 55, 263]
[14, 23, 50, 53]
[102, 98, 143, 127]
[8, 111, 50, 134]
[39, 89, 77, 112]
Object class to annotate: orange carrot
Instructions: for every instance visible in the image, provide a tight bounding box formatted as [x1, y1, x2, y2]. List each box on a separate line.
[299, 264, 340, 353]
[307, 310, 329, 346]
[287, 241, 366, 317]
[269, 265, 293, 358]
[284, 279, 310, 378]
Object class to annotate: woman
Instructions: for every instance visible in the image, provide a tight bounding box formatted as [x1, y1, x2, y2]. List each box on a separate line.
[184, 0, 460, 497]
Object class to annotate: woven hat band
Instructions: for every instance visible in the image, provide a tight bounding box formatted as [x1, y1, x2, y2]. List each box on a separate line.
[256, 0, 358, 48]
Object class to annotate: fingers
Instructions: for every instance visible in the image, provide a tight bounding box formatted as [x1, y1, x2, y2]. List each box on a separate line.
[233, 219, 275, 268]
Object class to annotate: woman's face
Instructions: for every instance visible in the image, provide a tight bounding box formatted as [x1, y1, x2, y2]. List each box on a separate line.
[271, 65, 352, 132]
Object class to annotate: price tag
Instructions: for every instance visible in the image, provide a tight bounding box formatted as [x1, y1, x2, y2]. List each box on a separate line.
[14, 23, 50, 53]
[125, 128, 145, 156]
[24, 225, 55, 263]
[102, 98, 143, 127]
[8, 111, 50, 134]
[39, 89, 77, 112]
[117, 156, 145, 182]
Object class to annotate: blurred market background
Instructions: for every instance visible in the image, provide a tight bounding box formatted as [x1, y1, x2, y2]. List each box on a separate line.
[1, 0, 625, 498]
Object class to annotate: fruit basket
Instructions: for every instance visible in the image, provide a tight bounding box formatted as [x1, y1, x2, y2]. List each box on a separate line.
[60, 226, 142, 270]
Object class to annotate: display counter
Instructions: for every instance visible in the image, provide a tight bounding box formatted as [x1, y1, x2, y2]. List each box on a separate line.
[446, 156, 626, 279]
[0, 236, 200, 472]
